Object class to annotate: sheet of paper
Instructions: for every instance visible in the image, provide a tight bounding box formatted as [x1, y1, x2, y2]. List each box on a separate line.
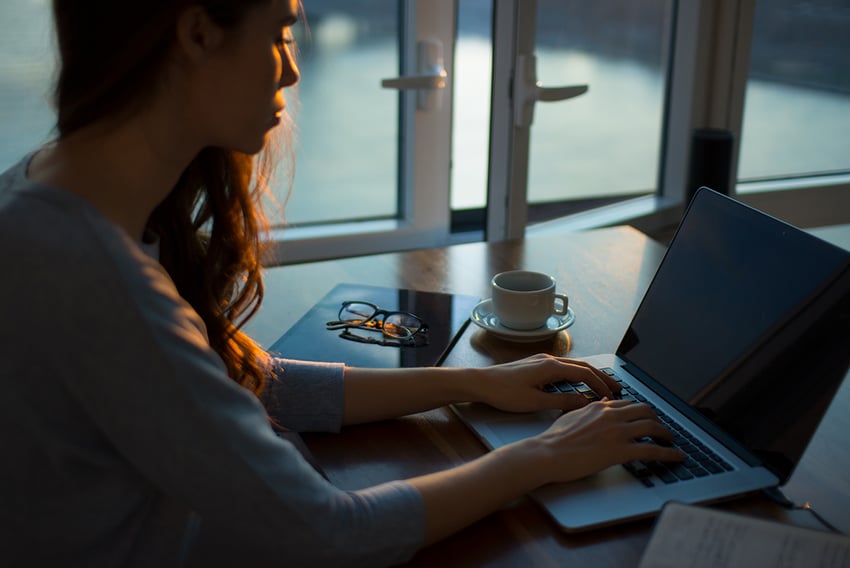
[639, 502, 850, 568]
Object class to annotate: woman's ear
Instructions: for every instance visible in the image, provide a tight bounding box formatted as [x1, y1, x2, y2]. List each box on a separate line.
[175, 5, 224, 64]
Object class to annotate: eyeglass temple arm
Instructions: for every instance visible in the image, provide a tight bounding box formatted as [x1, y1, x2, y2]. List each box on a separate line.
[326, 320, 383, 331]
[338, 330, 403, 347]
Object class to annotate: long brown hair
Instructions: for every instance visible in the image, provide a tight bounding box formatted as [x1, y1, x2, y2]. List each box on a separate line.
[52, 0, 285, 396]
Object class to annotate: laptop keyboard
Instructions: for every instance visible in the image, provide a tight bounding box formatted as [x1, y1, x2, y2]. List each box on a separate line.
[545, 368, 734, 487]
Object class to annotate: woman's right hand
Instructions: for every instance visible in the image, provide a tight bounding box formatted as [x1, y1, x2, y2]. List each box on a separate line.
[410, 398, 684, 546]
[529, 399, 685, 484]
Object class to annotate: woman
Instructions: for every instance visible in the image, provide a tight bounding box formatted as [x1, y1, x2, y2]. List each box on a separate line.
[0, 0, 683, 565]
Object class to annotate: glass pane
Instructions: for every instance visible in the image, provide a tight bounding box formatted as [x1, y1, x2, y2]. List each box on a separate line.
[0, 0, 55, 172]
[450, 2, 493, 211]
[738, 1, 850, 186]
[528, 0, 670, 211]
[283, 3, 400, 225]
[0, 3, 402, 228]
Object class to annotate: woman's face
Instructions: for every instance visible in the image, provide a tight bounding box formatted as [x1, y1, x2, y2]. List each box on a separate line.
[194, 0, 300, 155]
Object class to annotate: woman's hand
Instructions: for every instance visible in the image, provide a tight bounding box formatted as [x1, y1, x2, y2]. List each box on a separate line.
[410, 397, 683, 545]
[530, 399, 684, 483]
[471, 353, 621, 413]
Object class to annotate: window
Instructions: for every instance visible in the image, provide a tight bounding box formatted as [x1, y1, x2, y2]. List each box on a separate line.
[738, 0, 850, 185]
[284, 3, 399, 225]
[4, 1, 846, 264]
[486, 0, 687, 240]
[527, 0, 850, 237]
[266, 0, 458, 264]
[451, 1, 673, 236]
[526, 0, 671, 219]
[450, 2, 493, 215]
[0, 0, 55, 172]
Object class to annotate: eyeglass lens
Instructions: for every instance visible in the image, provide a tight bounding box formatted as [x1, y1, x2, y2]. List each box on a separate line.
[339, 302, 423, 339]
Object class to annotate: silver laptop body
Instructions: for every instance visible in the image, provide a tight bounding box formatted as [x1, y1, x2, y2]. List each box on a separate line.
[453, 188, 850, 532]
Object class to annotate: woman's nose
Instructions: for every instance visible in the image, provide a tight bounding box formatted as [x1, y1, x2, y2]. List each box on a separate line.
[279, 46, 300, 89]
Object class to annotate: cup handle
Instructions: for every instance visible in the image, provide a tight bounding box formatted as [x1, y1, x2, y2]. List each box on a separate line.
[553, 293, 569, 315]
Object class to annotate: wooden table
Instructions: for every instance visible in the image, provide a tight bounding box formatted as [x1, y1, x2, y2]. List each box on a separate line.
[246, 226, 850, 566]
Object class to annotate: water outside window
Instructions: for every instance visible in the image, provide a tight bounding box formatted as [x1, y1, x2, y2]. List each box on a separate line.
[0, 0, 55, 171]
[527, 0, 669, 213]
[450, 0, 671, 219]
[1, 1, 848, 226]
[450, 2, 494, 211]
[285, 2, 399, 225]
[738, 0, 850, 186]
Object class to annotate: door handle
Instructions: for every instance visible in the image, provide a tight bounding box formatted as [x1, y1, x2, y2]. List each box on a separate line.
[381, 39, 447, 111]
[514, 54, 587, 127]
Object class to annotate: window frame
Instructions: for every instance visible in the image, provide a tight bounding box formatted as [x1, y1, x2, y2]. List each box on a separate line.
[529, 0, 850, 239]
[263, 0, 461, 266]
[265, 0, 850, 266]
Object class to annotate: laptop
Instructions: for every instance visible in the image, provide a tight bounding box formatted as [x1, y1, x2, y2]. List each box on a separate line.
[452, 187, 850, 532]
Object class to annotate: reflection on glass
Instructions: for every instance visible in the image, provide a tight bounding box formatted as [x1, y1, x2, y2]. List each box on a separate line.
[527, 0, 670, 211]
[0, 1, 402, 228]
[451, 2, 493, 211]
[0, 0, 55, 171]
[283, 2, 400, 225]
[450, 1, 671, 214]
[738, 0, 850, 185]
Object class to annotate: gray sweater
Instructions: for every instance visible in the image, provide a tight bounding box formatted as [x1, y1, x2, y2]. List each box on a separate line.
[0, 155, 424, 567]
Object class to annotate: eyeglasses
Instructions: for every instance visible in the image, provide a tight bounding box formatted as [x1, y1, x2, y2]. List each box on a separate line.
[325, 301, 429, 347]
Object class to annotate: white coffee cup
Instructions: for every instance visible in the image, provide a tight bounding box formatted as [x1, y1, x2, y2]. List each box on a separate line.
[490, 270, 569, 330]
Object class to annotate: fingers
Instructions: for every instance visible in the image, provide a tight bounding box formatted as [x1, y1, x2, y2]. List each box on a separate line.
[548, 392, 589, 411]
[602, 402, 684, 462]
[621, 417, 676, 443]
[602, 398, 657, 417]
[548, 357, 621, 399]
[510, 354, 618, 400]
[561, 399, 681, 447]
[598, 400, 672, 435]
[628, 440, 685, 463]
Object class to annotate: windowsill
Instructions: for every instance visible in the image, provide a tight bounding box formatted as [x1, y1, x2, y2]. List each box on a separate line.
[262, 218, 475, 266]
[527, 194, 684, 237]
[527, 179, 850, 242]
[261, 182, 850, 266]
[737, 172, 850, 194]
[267, 219, 402, 242]
[808, 224, 850, 252]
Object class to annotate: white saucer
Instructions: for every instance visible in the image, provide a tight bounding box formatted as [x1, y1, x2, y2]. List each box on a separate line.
[470, 299, 576, 343]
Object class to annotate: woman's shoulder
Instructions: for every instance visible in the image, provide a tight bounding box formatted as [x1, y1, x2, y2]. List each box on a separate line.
[2, 153, 143, 263]
[0, 153, 179, 323]
[0, 152, 35, 200]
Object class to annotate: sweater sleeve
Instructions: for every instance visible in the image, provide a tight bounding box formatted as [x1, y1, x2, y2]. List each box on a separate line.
[261, 357, 345, 432]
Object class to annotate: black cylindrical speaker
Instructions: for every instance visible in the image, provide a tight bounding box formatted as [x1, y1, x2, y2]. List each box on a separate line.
[686, 128, 734, 203]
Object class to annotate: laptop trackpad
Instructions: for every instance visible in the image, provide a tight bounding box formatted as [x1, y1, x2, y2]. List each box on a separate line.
[531, 466, 660, 531]
[480, 410, 563, 446]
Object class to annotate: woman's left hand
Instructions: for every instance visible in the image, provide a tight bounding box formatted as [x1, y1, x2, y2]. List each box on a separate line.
[471, 353, 620, 413]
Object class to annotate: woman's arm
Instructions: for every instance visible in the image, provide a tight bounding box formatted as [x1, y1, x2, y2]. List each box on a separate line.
[342, 353, 621, 425]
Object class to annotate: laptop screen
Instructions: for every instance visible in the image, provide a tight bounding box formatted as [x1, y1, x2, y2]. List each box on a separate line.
[618, 188, 850, 481]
